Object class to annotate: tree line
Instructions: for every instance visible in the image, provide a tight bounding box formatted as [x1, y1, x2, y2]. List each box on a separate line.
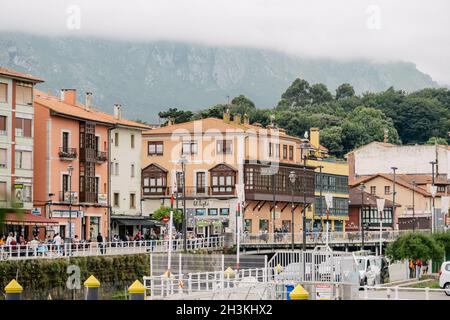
[157, 78, 450, 158]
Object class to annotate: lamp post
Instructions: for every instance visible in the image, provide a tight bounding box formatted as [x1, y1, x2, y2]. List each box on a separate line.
[289, 171, 297, 251]
[376, 198, 385, 256]
[359, 183, 365, 250]
[179, 156, 188, 253]
[391, 167, 397, 230]
[411, 180, 416, 232]
[302, 158, 307, 251]
[317, 165, 324, 240]
[430, 161, 437, 233]
[67, 164, 74, 251]
[324, 193, 333, 248]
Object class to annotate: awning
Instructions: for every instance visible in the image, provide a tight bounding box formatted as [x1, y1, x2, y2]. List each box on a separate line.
[112, 217, 163, 227]
[3, 213, 58, 226]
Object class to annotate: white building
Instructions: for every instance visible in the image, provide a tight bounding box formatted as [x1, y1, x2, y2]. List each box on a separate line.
[108, 104, 150, 240]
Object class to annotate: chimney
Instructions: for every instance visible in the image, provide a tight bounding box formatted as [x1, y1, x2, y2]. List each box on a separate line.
[233, 114, 241, 125]
[85, 92, 93, 110]
[223, 108, 230, 123]
[309, 127, 320, 149]
[243, 113, 249, 125]
[60, 89, 76, 105]
[114, 104, 122, 120]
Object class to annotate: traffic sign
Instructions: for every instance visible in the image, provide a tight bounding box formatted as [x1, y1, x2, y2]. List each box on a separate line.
[162, 216, 169, 223]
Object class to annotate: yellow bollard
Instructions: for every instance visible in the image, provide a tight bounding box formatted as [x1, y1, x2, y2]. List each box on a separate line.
[84, 275, 100, 300]
[128, 280, 145, 300]
[289, 284, 309, 300]
[5, 279, 23, 300]
[224, 267, 235, 277]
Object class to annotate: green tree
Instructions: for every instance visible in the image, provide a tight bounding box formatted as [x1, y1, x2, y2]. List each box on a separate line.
[152, 205, 183, 225]
[320, 126, 344, 157]
[432, 231, 450, 257]
[427, 136, 448, 145]
[231, 95, 256, 116]
[279, 78, 311, 107]
[310, 83, 333, 104]
[158, 108, 193, 125]
[335, 83, 355, 100]
[386, 232, 444, 262]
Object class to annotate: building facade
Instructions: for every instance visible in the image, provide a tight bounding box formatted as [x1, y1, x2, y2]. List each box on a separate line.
[141, 113, 315, 238]
[305, 128, 350, 232]
[0, 67, 57, 240]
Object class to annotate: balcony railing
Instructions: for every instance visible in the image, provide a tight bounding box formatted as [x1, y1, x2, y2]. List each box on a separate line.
[59, 191, 78, 203]
[142, 186, 236, 197]
[58, 147, 77, 160]
[95, 151, 107, 163]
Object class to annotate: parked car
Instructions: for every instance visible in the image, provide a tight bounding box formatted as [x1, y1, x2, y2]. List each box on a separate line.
[356, 255, 389, 286]
[438, 261, 450, 296]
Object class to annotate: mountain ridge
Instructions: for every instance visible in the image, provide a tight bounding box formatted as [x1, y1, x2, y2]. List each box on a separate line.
[0, 32, 439, 122]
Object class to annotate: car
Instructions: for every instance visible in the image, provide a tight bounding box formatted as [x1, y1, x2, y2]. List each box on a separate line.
[356, 255, 387, 286]
[438, 261, 450, 296]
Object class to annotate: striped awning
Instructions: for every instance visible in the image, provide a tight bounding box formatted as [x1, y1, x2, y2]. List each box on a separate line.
[3, 213, 58, 226]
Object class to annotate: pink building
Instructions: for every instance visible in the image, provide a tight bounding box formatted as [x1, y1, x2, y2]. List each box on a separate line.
[34, 89, 111, 241]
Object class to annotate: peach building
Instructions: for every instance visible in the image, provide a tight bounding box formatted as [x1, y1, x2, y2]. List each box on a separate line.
[141, 113, 316, 237]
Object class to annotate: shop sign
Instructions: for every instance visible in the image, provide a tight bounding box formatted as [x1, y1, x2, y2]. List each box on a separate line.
[97, 193, 107, 205]
[31, 208, 41, 215]
[193, 199, 209, 207]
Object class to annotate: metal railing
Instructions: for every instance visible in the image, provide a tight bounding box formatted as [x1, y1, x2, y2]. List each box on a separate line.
[58, 147, 77, 159]
[0, 236, 224, 261]
[360, 285, 450, 300]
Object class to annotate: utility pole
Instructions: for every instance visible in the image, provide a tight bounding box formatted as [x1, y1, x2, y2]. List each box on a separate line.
[391, 167, 397, 231]
[359, 183, 365, 250]
[302, 157, 307, 251]
[179, 156, 188, 253]
[430, 161, 436, 233]
[412, 180, 416, 232]
[289, 171, 297, 251]
[318, 165, 323, 238]
[272, 172, 276, 238]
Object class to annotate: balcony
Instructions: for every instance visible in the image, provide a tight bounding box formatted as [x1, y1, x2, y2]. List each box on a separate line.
[95, 151, 107, 163]
[142, 186, 236, 198]
[58, 147, 77, 160]
[59, 191, 78, 203]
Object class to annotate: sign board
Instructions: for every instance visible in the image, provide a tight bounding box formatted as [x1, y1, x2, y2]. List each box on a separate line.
[97, 193, 107, 205]
[315, 284, 332, 300]
[193, 199, 209, 208]
[31, 208, 41, 216]
[51, 210, 83, 218]
[162, 216, 169, 223]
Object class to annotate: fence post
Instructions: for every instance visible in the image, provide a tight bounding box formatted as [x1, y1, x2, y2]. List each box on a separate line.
[128, 280, 145, 300]
[4, 279, 23, 300]
[394, 286, 399, 300]
[84, 275, 100, 300]
[425, 287, 429, 300]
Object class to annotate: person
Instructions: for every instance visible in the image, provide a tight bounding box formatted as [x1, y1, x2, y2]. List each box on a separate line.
[0, 234, 5, 246]
[53, 233, 62, 255]
[416, 259, 422, 279]
[29, 237, 39, 255]
[6, 232, 14, 246]
[422, 260, 428, 275]
[97, 233, 104, 254]
[409, 259, 415, 279]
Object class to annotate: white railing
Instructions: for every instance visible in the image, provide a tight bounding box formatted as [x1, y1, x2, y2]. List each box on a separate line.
[0, 236, 224, 261]
[360, 285, 450, 300]
[241, 231, 408, 245]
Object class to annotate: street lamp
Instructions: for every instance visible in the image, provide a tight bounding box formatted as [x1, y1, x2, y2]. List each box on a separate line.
[359, 183, 366, 250]
[67, 164, 74, 252]
[324, 193, 333, 248]
[179, 155, 188, 253]
[302, 157, 307, 251]
[376, 197, 385, 256]
[411, 180, 416, 232]
[289, 171, 297, 251]
[430, 161, 437, 233]
[391, 167, 397, 230]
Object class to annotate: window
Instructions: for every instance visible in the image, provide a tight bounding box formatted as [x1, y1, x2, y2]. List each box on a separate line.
[15, 118, 32, 138]
[0, 182, 6, 201]
[244, 219, 252, 233]
[182, 141, 198, 155]
[142, 164, 168, 195]
[220, 208, 229, 216]
[130, 193, 136, 209]
[15, 83, 32, 105]
[196, 172, 206, 194]
[370, 186, 376, 195]
[210, 164, 235, 194]
[217, 140, 232, 155]
[131, 164, 135, 177]
[131, 134, 135, 148]
[115, 163, 119, 176]
[62, 174, 69, 193]
[384, 186, 390, 195]
[283, 145, 287, 159]
[148, 141, 163, 155]
[113, 193, 120, 207]
[289, 145, 294, 160]
[259, 219, 269, 232]
[23, 185, 32, 202]
[62, 132, 69, 151]
[0, 116, 6, 135]
[0, 83, 7, 103]
[114, 132, 119, 147]
[15, 150, 32, 169]
[275, 144, 280, 158]
[437, 185, 446, 192]
[195, 208, 206, 216]
[0, 148, 6, 168]
[208, 208, 218, 216]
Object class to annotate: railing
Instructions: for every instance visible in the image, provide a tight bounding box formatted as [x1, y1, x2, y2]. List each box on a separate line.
[143, 186, 236, 198]
[241, 231, 406, 245]
[58, 147, 77, 159]
[59, 191, 78, 203]
[0, 236, 224, 261]
[360, 285, 450, 300]
[95, 151, 107, 163]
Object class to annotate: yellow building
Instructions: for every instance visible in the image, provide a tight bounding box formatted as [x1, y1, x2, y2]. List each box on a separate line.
[305, 128, 349, 232]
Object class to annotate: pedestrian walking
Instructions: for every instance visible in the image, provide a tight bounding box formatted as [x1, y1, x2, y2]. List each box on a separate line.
[422, 260, 428, 275]
[97, 233, 105, 254]
[416, 259, 422, 279]
[409, 259, 415, 279]
[53, 233, 62, 255]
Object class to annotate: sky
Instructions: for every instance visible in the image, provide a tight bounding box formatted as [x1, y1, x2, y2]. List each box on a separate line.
[1, 0, 449, 84]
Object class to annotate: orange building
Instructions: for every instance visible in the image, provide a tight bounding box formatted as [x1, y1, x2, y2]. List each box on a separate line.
[141, 112, 316, 237]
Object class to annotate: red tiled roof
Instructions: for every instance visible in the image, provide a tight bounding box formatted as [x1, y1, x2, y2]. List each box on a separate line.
[4, 213, 58, 226]
[34, 90, 151, 130]
[0, 66, 44, 83]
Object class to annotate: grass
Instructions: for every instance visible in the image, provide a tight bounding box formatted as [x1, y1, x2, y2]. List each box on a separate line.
[408, 280, 440, 289]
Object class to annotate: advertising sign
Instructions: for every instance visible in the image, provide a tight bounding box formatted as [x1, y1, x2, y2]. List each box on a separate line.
[97, 193, 107, 205]
[315, 284, 332, 300]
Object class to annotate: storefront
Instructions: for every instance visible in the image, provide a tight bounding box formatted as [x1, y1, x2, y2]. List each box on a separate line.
[2, 212, 58, 241]
[111, 215, 165, 240]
